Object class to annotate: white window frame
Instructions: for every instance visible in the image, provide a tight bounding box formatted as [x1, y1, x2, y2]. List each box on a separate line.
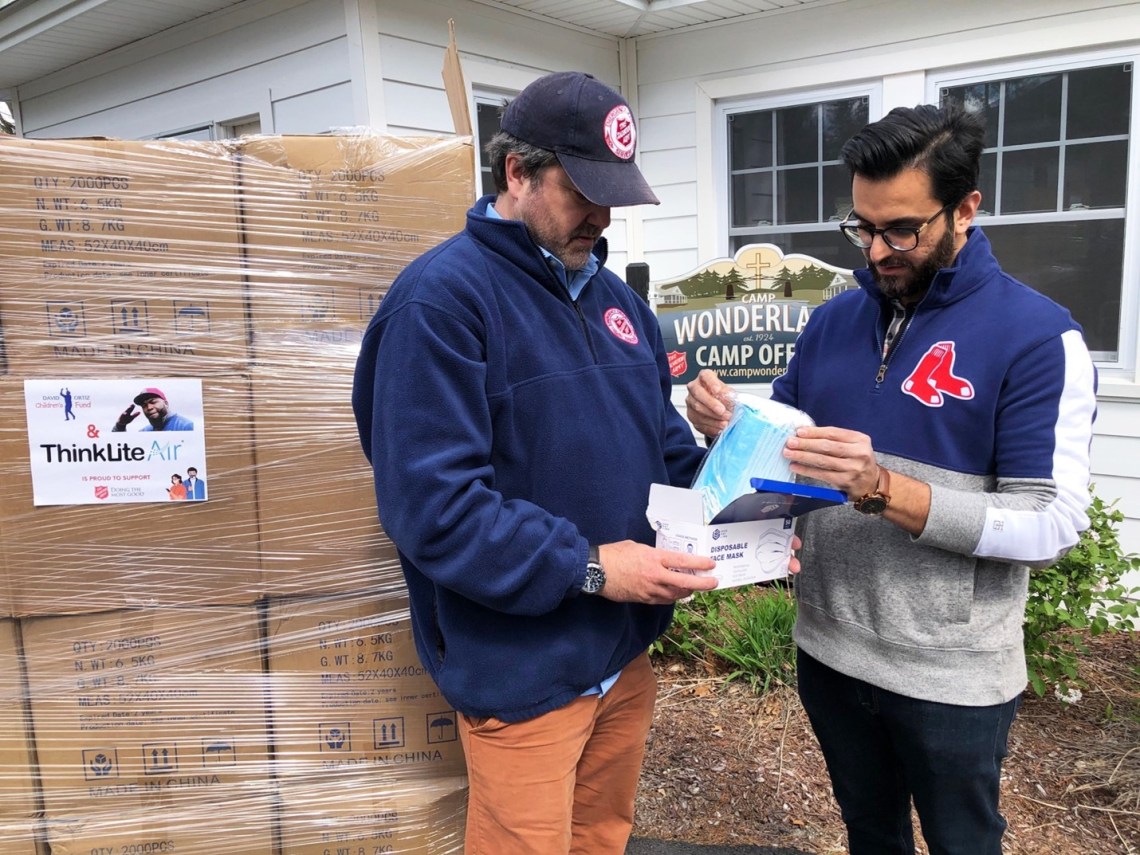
[458, 60, 535, 202]
[715, 83, 880, 259]
[150, 114, 264, 141]
[928, 47, 1140, 381]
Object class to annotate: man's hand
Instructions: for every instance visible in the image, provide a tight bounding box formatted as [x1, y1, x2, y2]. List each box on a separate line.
[596, 541, 718, 604]
[684, 369, 733, 439]
[113, 404, 139, 432]
[784, 425, 880, 499]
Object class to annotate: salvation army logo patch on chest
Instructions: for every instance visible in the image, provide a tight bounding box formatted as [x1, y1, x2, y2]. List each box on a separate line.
[604, 308, 639, 345]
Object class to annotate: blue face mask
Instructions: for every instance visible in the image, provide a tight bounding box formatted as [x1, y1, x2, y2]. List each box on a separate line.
[690, 393, 814, 522]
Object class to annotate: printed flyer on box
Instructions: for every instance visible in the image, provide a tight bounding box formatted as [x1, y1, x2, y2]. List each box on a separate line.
[24, 378, 208, 506]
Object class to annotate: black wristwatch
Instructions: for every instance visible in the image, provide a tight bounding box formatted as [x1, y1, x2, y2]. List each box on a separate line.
[582, 544, 606, 594]
[853, 468, 892, 515]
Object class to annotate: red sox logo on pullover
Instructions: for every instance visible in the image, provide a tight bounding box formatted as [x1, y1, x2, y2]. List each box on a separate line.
[901, 340, 975, 407]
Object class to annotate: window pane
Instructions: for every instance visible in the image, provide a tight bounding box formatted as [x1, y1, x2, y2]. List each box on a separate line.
[977, 151, 997, 215]
[1004, 75, 1062, 145]
[822, 164, 853, 222]
[822, 97, 868, 160]
[477, 101, 505, 198]
[983, 219, 1123, 358]
[1067, 65, 1132, 139]
[942, 83, 1000, 148]
[1064, 140, 1128, 209]
[730, 111, 773, 170]
[730, 230, 866, 271]
[732, 172, 774, 226]
[776, 104, 817, 166]
[1001, 147, 1059, 213]
[476, 102, 502, 149]
[777, 167, 818, 224]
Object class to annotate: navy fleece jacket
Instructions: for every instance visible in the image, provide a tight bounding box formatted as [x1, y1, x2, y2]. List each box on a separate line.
[352, 196, 705, 722]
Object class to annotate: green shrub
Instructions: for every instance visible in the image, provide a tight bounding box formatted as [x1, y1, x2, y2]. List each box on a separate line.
[654, 584, 797, 693]
[1024, 489, 1140, 699]
[656, 488, 1138, 703]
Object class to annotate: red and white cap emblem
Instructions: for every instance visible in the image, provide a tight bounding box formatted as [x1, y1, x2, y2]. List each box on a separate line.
[603, 106, 636, 161]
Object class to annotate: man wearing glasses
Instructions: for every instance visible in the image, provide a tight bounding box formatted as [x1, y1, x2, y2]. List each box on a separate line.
[686, 104, 1097, 854]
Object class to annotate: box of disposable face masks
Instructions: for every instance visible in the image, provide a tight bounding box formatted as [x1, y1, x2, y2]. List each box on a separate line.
[646, 478, 846, 588]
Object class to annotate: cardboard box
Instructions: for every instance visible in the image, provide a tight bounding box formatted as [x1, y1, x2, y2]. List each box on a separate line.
[278, 775, 467, 855]
[248, 367, 402, 597]
[21, 606, 272, 815]
[0, 137, 250, 376]
[264, 592, 466, 783]
[0, 377, 262, 615]
[233, 134, 471, 595]
[0, 817, 42, 855]
[647, 479, 845, 588]
[0, 620, 39, 818]
[41, 794, 275, 855]
[235, 134, 473, 366]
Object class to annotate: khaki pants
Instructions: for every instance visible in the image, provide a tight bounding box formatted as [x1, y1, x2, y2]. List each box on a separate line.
[457, 651, 657, 855]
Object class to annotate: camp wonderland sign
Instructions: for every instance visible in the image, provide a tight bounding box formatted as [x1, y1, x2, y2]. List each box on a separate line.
[653, 244, 856, 385]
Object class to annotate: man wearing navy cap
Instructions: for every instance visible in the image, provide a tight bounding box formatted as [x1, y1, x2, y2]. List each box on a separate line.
[112, 387, 194, 432]
[353, 71, 725, 853]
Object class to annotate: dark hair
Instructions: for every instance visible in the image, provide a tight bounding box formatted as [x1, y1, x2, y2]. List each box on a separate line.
[840, 104, 985, 208]
[485, 130, 559, 194]
[187, 467, 197, 475]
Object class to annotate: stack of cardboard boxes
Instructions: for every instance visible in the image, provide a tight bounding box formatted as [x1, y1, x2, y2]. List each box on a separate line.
[0, 131, 474, 853]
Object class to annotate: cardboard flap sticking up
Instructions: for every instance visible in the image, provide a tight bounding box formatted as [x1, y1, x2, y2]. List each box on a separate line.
[441, 20, 472, 137]
[709, 478, 847, 524]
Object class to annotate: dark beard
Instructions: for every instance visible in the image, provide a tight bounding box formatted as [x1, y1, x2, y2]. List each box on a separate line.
[869, 227, 958, 302]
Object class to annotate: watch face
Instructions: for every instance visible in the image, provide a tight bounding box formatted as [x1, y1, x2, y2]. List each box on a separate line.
[856, 496, 889, 515]
[583, 563, 606, 594]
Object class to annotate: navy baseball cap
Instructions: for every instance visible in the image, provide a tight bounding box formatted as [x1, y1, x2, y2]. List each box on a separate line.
[502, 71, 659, 207]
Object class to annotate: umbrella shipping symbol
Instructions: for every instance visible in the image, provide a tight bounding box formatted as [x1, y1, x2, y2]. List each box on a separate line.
[426, 711, 458, 744]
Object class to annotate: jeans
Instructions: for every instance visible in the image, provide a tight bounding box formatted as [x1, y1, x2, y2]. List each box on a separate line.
[797, 648, 1020, 855]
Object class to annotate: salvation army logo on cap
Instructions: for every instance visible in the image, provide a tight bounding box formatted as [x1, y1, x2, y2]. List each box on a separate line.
[603, 105, 636, 161]
[604, 308, 639, 345]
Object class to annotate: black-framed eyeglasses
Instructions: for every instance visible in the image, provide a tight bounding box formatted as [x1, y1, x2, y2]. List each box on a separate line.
[838, 202, 955, 252]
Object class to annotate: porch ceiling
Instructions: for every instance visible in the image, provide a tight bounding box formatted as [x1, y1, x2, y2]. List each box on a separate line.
[477, 0, 843, 39]
[0, 0, 842, 93]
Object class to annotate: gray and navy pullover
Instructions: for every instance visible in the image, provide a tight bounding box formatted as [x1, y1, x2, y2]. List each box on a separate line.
[774, 228, 1097, 706]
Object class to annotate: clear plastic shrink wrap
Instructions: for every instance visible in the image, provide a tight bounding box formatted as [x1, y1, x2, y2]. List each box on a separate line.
[690, 393, 815, 521]
[0, 132, 474, 853]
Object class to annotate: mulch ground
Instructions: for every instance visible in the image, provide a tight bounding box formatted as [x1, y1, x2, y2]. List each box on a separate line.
[633, 629, 1139, 854]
